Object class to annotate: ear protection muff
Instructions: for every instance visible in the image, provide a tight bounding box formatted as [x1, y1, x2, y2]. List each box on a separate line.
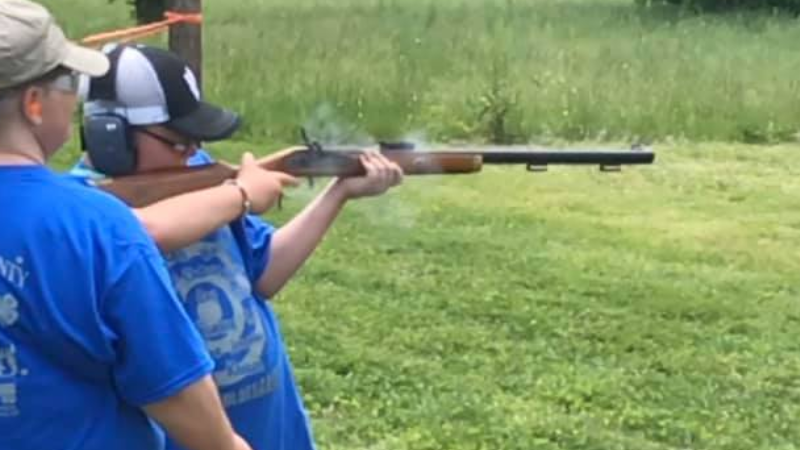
[82, 114, 137, 177]
[80, 44, 139, 177]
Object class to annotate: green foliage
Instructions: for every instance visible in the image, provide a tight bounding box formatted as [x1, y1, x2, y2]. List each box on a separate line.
[643, 0, 800, 14]
[43, 0, 800, 144]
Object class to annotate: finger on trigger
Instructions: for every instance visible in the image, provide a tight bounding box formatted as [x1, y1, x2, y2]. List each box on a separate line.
[279, 173, 301, 187]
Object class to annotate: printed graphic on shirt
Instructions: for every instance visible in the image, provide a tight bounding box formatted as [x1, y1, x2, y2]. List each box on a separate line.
[0, 382, 17, 417]
[0, 345, 20, 378]
[0, 344, 25, 417]
[167, 235, 270, 389]
[0, 256, 29, 290]
[0, 255, 27, 417]
[0, 294, 19, 328]
[220, 364, 280, 408]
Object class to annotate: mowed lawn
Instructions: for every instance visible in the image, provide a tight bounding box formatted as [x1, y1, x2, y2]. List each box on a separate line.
[216, 141, 798, 450]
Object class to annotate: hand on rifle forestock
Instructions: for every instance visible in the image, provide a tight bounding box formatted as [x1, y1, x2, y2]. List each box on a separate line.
[236, 152, 300, 214]
[332, 150, 405, 200]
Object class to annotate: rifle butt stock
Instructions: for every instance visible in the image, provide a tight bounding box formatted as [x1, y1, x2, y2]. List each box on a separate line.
[95, 163, 237, 208]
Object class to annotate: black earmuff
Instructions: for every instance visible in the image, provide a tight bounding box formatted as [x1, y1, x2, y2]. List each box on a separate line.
[80, 44, 138, 177]
[82, 115, 137, 177]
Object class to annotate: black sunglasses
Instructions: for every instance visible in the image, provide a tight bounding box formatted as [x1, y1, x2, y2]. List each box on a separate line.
[136, 127, 198, 153]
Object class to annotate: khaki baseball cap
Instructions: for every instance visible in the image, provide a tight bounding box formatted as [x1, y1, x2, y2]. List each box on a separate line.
[0, 0, 109, 90]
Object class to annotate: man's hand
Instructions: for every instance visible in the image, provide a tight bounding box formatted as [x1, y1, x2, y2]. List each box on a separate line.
[236, 152, 299, 214]
[332, 151, 404, 201]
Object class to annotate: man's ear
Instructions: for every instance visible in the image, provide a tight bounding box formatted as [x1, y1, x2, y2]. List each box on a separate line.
[20, 86, 44, 126]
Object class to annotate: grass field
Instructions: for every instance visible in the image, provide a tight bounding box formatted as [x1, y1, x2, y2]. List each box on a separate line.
[40, 0, 800, 449]
[241, 141, 800, 450]
[46, 0, 800, 145]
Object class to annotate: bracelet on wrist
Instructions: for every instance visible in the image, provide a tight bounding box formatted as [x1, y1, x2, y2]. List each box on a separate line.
[223, 179, 252, 217]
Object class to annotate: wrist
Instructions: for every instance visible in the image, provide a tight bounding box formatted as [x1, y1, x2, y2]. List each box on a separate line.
[327, 179, 352, 205]
[223, 179, 252, 217]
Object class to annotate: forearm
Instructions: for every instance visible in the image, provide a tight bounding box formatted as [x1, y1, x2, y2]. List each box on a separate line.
[143, 375, 250, 450]
[257, 180, 348, 298]
[134, 184, 244, 252]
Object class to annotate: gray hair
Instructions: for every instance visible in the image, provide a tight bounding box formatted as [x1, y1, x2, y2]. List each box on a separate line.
[0, 88, 19, 119]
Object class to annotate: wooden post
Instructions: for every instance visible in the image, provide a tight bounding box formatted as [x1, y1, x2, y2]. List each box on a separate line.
[168, 0, 203, 91]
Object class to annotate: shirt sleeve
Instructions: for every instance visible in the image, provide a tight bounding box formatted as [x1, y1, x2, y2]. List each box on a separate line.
[241, 214, 276, 284]
[102, 242, 214, 407]
[187, 149, 215, 166]
[187, 149, 275, 283]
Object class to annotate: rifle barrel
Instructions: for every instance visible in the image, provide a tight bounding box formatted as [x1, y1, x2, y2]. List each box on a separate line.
[319, 145, 655, 173]
[478, 150, 655, 165]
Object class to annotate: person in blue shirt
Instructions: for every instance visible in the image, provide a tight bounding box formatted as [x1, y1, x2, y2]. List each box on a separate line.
[74, 43, 404, 450]
[0, 2, 254, 450]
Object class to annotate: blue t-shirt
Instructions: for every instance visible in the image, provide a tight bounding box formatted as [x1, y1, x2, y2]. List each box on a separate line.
[73, 152, 316, 450]
[0, 165, 214, 450]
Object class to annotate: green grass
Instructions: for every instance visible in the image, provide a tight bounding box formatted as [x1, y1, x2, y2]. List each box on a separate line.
[257, 142, 800, 450]
[38, 0, 800, 448]
[45, 0, 800, 144]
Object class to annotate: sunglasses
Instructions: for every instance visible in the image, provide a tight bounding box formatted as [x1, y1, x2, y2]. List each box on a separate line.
[48, 72, 95, 102]
[136, 127, 198, 153]
[48, 72, 82, 95]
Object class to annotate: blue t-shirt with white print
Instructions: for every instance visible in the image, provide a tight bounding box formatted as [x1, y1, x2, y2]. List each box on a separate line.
[0, 165, 213, 450]
[72, 151, 316, 450]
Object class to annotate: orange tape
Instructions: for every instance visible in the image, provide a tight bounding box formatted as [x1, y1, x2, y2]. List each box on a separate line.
[81, 11, 203, 47]
[164, 11, 203, 25]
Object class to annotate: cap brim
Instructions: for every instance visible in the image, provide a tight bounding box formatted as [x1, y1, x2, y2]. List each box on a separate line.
[166, 101, 241, 142]
[62, 42, 110, 77]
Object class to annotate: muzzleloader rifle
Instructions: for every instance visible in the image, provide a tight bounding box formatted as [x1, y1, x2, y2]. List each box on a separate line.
[95, 128, 655, 208]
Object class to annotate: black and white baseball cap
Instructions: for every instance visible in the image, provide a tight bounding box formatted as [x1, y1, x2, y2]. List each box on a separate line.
[84, 44, 240, 141]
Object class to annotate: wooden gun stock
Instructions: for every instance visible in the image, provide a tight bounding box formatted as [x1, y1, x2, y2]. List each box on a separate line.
[260, 146, 483, 177]
[96, 148, 484, 207]
[94, 162, 238, 208]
